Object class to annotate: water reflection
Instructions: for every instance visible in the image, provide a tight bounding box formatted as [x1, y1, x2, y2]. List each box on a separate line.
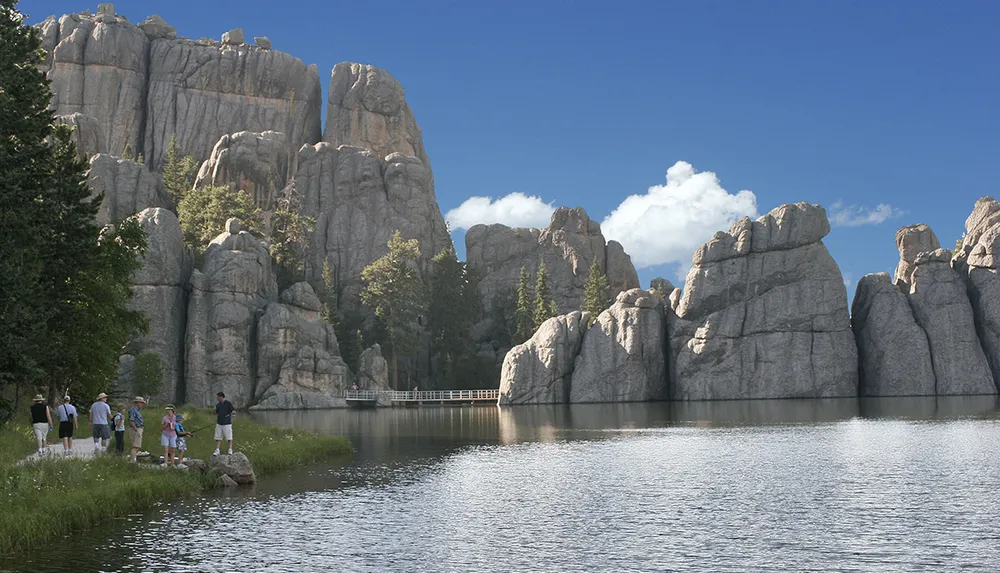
[4, 396, 1000, 573]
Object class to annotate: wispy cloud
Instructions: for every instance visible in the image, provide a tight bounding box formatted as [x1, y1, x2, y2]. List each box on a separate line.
[445, 192, 555, 231]
[843, 272, 854, 289]
[601, 161, 758, 269]
[828, 201, 904, 227]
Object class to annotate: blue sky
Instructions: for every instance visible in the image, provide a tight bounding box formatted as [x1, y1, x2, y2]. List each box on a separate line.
[25, 0, 1000, 296]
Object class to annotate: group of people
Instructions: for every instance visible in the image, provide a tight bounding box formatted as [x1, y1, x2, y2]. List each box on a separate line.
[28, 391, 238, 464]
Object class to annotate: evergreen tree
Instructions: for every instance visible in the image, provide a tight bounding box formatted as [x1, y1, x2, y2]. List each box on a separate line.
[427, 248, 482, 388]
[320, 258, 363, 373]
[361, 231, 426, 389]
[269, 180, 314, 289]
[582, 258, 612, 322]
[533, 261, 557, 328]
[514, 266, 535, 344]
[177, 184, 261, 252]
[162, 134, 199, 204]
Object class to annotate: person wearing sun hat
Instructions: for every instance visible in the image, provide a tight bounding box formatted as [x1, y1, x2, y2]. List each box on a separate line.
[28, 395, 53, 454]
[161, 405, 178, 466]
[89, 392, 113, 453]
[56, 395, 79, 454]
[128, 396, 147, 462]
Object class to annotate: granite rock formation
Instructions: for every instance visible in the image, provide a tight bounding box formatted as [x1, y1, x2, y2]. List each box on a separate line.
[466, 207, 639, 317]
[498, 311, 590, 405]
[185, 219, 278, 407]
[668, 203, 858, 400]
[195, 131, 292, 208]
[959, 197, 1000, 390]
[86, 154, 171, 224]
[893, 224, 940, 285]
[570, 289, 667, 403]
[358, 344, 392, 406]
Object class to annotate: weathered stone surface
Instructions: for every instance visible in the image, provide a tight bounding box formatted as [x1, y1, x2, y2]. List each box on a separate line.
[324, 63, 430, 172]
[467, 207, 641, 317]
[498, 311, 590, 405]
[254, 36, 271, 49]
[138, 15, 176, 39]
[182, 459, 207, 473]
[669, 203, 858, 400]
[221, 28, 244, 45]
[195, 131, 291, 207]
[297, 144, 451, 312]
[127, 208, 192, 403]
[86, 155, 170, 224]
[55, 112, 101, 159]
[851, 273, 935, 396]
[570, 289, 667, 403]
[217, 474, 238, 487]
[252, 284, 351, 411]
[958, 197, 1000, 391]
[907, 249, 995, 395]
[893, 224, 941, 285]
[185, 226, 277, 407]
[358, 344, 391, 406]
[209, 453, 256, 484]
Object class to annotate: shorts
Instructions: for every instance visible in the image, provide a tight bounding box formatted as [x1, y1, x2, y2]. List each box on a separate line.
[214, 424, 233, 441]
[32, 422, 48, 441]
[161, 434, 177, 448]
[92, 424, 111, 440]
[130, 427, 144, 448]
[176, 437, 187, 451]
[58, 421, 74, 439]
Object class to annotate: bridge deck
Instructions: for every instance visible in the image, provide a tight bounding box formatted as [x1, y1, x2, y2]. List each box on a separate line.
[345, 389, 498, 404]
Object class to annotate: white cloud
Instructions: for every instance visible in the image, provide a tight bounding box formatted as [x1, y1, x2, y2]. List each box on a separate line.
[445, 192, 556, 231]
[601, 161, 758, 269]
[843, 272, 854, 289]
[828, 201, 904, 227]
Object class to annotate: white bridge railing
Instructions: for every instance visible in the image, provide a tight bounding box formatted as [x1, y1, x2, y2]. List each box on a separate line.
[344, 389, 499, 402]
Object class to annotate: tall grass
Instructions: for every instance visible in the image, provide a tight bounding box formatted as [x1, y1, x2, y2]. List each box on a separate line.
[0, 405, 352, 556]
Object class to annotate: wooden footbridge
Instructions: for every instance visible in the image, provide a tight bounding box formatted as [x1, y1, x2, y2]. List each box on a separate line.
[345, 389, 499, 407]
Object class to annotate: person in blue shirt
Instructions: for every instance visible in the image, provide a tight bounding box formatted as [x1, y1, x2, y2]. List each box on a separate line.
[213, 392, 236, 456]
[174, 413, 194, 466]
[128, 396, 146, 462]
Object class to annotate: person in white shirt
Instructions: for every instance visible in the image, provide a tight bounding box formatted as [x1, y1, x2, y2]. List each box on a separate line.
[56, 396, 79, 454]
[89, 392, 113, 452]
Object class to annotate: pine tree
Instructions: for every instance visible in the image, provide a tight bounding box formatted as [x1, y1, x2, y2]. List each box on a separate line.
[514, 266, 535, 344]
[582, 258, 612, 321]
[269, 180, 315, 289]
[361, 231, 427, 389]
[533, 261, 557, 328]
[427, 248, 482, 388]
[177, 184, 261, 251]
[162, 134, 199, 204]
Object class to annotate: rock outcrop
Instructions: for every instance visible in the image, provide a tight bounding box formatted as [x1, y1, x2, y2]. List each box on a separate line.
[208, 452, 257, 484]
[851, 273, 935, 396]
[41, 5, 323, 168]
[86, 154, 170, 224]
[185, 219, 278, 407]
[960, 198, 1000, 390]
[570, 289, 667, 403]
[252, 283, 351, 410]
[498, 311, 590, 405]
[358, 344, 391, 406]
[669, 203, 858, 400]
[127, 208, 192, 403]
[466, 207, 640, 317]
[893, 224, 940, 285]
[195, 131, 291, 207]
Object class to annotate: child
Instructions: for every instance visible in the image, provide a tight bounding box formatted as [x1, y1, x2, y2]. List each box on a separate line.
[112, 404, 126, 454]
[175, 413, 193, 466]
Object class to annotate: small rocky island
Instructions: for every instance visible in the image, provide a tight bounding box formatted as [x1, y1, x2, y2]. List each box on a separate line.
[37, 4, 1000, 408]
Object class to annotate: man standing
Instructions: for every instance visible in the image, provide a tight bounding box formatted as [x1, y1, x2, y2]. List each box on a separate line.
[213, 392, 235, 456]
[128, 396, 146, 462]
[56, 396, 78, 454]
[29, 395, 53, 454]
[89, 392, 112, 452]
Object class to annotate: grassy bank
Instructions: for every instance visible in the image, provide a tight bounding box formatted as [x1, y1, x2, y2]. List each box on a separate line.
[0, 406, 352, 555]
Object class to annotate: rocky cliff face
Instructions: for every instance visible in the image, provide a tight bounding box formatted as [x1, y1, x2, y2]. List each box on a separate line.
[893, 224, 940, 285]
[466, 207, 640, 317]
[40, 5, 322, 167]
[668, 203, 858, 400]
[87, 155, 170, 224]
[498, 311, 590, 405]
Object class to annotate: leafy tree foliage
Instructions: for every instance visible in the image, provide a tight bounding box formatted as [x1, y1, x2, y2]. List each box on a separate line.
[177, 184, 261, 252]
[533, 261, 558, 328]
[319, 259, 364, 373]
[361, 231, 427, 389]
[269, 181, 314, 290]
[514, 266, 535, 344]
[0, 3, 147, 419]
[162, 135, 199, 204]
[133, 352, 164, 398]
[427, 248, 482, 388]
[582, 258, 612, 322]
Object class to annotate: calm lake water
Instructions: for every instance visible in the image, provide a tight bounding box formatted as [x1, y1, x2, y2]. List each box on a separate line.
[4, 397, 1000, 572]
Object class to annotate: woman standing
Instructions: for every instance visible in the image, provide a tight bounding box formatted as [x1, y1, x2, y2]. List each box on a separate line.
[161, 405, 177, 466]
[56, 396, 78, 454]
[112, 404, 126, 454]
[29, 395, 52, 454]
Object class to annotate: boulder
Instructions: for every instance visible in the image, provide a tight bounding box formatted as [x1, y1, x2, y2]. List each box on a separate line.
[185, 225, 277, 407]
[217, 474, 238, 487]
[209, 453, 256, 484]
[221, 28, 244, 45]
[570, 289, 667, 403]
[138, 15, 176, 39]
[279, 282, 322, 316]
[466, 207, 640, 318]
[893, 224, 940, 285]
[498, 311, 590, 405]
[183, 459, 207, 473]
[907, 249, 995, 395]
[194, 131, 291, 207]
[254, 36, 271, 49]
[669, 203, 858, 400]
[851, 273, 935, 396]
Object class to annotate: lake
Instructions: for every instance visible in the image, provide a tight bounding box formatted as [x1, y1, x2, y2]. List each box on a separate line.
[4, 397, 1000, 572]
